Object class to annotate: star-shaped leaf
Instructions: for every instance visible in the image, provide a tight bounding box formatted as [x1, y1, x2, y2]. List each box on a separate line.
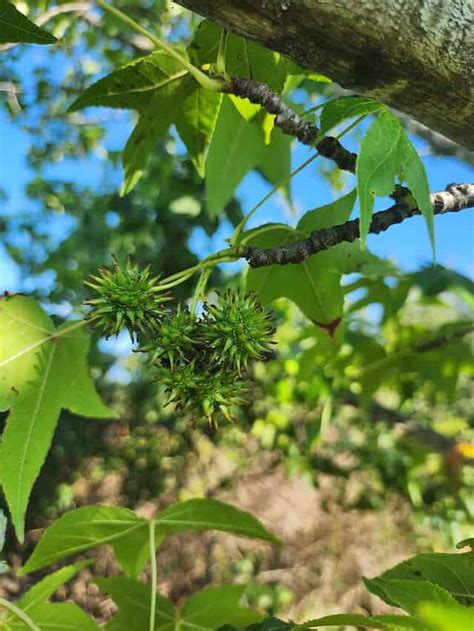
[0, 295, 115, 541]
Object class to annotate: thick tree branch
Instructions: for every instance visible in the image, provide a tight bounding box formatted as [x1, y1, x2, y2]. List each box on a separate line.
[244, 184, 474, 268]
[176, 0, 474, 149]
[228, 76, 357, 172]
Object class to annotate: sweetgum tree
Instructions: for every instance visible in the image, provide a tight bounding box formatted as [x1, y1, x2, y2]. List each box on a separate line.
[0, 1, 473, 629]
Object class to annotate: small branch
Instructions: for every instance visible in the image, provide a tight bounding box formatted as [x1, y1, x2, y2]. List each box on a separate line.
[0, 597, 41, 631]
[148, 521, 157, 631]
[227, 76, 357, 173]
[414, 323, 474, 353]
[244, 183, 474, 268]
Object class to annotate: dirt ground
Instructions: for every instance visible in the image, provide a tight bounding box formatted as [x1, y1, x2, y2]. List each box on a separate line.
[0, 428, 423, 627]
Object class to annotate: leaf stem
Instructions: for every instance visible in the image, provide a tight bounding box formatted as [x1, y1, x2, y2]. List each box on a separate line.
[231, 113, 368, 245]
[230, 151, 320, 246]
[216, 29, 228, 76]
[190, 268, 212, 316]
[0, 598, 40, 631]
[94, 0, 223, 92]
[159, 248, 238, 289]
[148, 521, 157, 631]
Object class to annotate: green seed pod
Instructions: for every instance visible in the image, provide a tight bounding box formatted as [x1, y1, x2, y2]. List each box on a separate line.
[158, 362, 200, 410]
[84, 258, 169, 340]
[202, 291, 275, 374]
[195, 370, 248, 425]
[158, 362, 248, 426]
[140, 305, 198, 369]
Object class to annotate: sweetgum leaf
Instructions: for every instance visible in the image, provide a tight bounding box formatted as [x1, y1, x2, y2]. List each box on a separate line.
[319, 95, 382, 136]
[154, 498, 279, 544]
[0, 1, 56, 44]
[298, 613, 425, 630]
[245, 191, 385, 326]
[69, 51, 188, 112]
[8, 602, 99, 630]
[206, 97, 266, 217]
[176, 86, 222, 177]
[21, 499, 278, 576]
[0, 297, 115, 542]
[366, 552, 474, 607]
[364, 578, 457, 615]
[258, 128, 292, 198]
[418, 602, 474, 631]
[179, 585, 262, 630]
[20, 505, 147, 575]
[190, 21, 287, 92]
[357, 110, 402, 246]
[17, 562, 91, 611]
[356, 110, 434, 252]
[96, 577, 175, 631]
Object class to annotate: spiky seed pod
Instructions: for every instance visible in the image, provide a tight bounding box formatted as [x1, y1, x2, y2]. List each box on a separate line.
[195, 370, 248, 426]
[84, 259, 169, 339]
[140, 306, 198, 369]
[158, 364, 248, 426]
[202, 291, 275, 374]
[159, 362, 200, 410]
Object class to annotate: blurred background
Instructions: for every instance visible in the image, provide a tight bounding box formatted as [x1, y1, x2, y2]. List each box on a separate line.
[0, 1, 473, 624]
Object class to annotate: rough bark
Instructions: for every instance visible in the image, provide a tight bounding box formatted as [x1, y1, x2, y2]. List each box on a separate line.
[175, 0, 474, 149]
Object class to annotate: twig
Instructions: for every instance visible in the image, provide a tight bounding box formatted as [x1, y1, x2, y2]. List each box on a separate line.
[244, 183, 474, 268]
[227, 76, 357, 172]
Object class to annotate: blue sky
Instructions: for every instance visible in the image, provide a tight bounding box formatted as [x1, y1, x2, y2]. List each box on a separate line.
[1, 74, 473, 292]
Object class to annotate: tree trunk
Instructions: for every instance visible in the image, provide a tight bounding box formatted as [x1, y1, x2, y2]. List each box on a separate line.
[175, 0, 474, 149]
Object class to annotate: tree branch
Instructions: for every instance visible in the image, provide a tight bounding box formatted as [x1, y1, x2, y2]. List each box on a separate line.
[176, 0, 474, 148]
[244, 183, 474, 268]
[228, 76, 357, 172]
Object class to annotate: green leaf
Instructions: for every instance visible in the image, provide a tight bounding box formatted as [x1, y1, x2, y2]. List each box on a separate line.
[357, 110, 402, 246]
[121, 115, 160, 197]
[298, 613, 426, 630]
[356, 110, 434, 252]
[176, 87, 222, 177]
[179, 585, 263, 630]
[16, 562, 91, 612]
[69, 51, 188, 113]
[319, 96, 382, 136]
[155, 498, 279, 544]
[245, 191, 383, 327]
[0, 295, 54, 411]
[397, 132, 435, 252]
[258, 128, 292, 197]
[0, 298, 115, 541]
[97, 577, 175, 631]
[418, 602, 474, 631]
[0, 1, 56, 44]
[218, 619, 291, 631]
[206, 97, 266, 217]
[366, 552, 474, 608]
[8, 602, 99, 630]
[190, 21, 287, 92]
[20, 505, 147, 576]
[21, 499, 278, 576]
[364, 578, 457, 615]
